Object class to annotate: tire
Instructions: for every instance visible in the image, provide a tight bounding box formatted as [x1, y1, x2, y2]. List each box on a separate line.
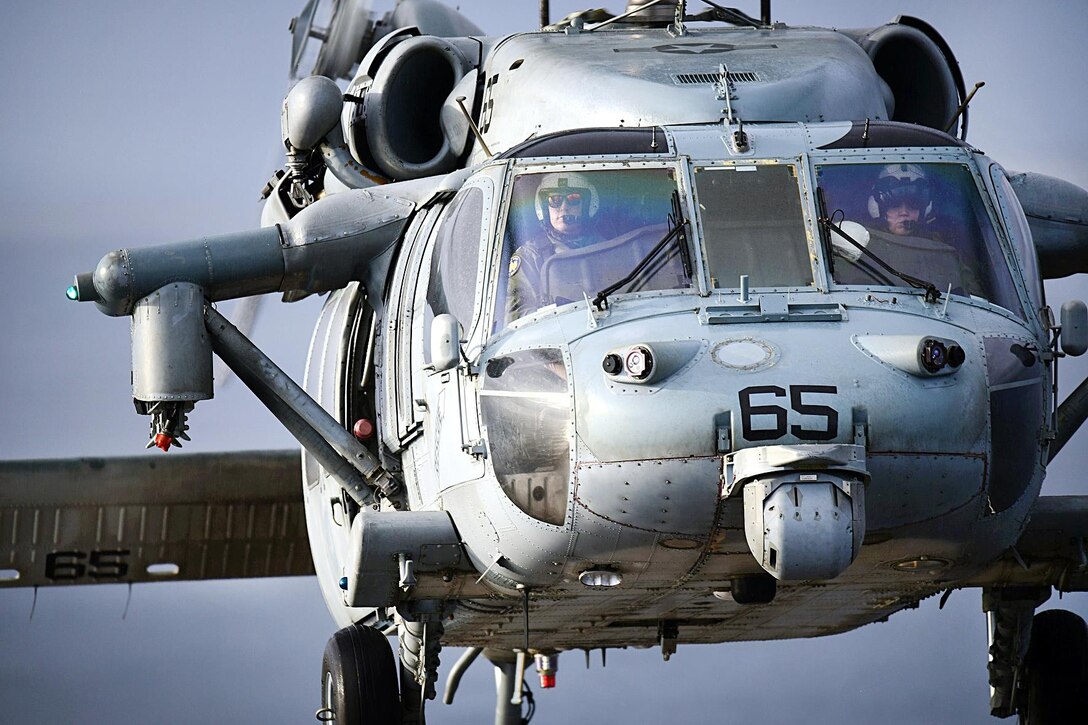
[1020, 609, 1088, 724]
[319, 624, 400, 725]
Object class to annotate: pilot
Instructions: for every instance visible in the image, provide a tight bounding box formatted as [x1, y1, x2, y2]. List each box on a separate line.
[507, 172, 602, 318]
[832, 162, 939, 265]
[847, 163, 983, 295]
[868, 163, 934, 236]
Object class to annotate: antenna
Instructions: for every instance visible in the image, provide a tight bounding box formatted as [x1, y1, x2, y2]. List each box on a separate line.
[945, 81, 986, 137]
[717, 63, 735, 123]
[716, 63, 749, 151]
[455, 96, 493, 157]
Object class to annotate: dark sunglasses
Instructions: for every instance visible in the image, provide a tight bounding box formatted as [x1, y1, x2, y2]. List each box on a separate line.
[545, 191, 584, 208]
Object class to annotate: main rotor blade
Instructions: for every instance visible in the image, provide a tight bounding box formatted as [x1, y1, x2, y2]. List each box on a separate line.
[212, 296, 264, 387]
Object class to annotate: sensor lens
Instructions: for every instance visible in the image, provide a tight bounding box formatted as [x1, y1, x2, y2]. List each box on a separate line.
[624, 346, 654, 380]
[947, 344, 965, 368]
[920, 339, 947, 373]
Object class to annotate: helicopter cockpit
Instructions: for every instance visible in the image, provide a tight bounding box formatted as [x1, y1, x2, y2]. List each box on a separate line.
[496, 166, 691, 328]
[481, 136, 1034, 338]
[396, 122, 1046, 534]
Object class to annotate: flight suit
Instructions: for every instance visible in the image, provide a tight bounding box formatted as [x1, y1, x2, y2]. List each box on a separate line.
[506, 234, 590, 322]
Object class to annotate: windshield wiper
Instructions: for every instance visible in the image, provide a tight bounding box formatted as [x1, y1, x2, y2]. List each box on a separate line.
[815, 187, 837, 278]
[593, 191, 692, 311]
[817, 200, 942, 304]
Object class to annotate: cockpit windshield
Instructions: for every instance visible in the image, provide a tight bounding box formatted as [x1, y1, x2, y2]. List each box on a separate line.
[816, 162, 1021, 313]
[494, 167, 690, 330]
[693, 164, 813, 290]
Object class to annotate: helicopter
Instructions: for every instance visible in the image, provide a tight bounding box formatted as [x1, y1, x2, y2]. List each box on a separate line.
[3, 1, 1088, 723]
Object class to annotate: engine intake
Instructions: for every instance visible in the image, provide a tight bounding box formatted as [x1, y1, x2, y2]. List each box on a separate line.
[843, 17, 966, 135]
[344, 34, 476, 180]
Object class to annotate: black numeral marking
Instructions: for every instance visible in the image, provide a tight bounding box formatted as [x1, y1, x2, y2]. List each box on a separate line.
[739, 385, 839, 442]
[738, 385, 787, 441]
[790, 385, 839, 441]
[45, 549, 131, 581]
[45, 551, 86, 580]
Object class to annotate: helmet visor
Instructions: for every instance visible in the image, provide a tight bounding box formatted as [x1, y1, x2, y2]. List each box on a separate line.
[543, 189, 587, 209]
[874, 176, 931, 210]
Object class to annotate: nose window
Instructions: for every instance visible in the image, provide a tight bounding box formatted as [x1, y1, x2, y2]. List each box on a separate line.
[480, 348, 571, 526]
[693, 164, 812, 289]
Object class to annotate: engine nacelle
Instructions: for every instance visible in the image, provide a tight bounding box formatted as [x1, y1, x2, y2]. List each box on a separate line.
[842, 17, 966, 135]
[1008, 171, 1088, 279]
[343, 32, 478, 181]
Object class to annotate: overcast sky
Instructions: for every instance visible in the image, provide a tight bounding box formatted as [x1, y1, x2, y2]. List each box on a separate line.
[1, 1, 1086, 723]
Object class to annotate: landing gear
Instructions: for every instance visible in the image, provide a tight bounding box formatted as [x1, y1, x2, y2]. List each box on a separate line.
[398, 620, 443, 724]
[483, 649, 531, 725]
[1019, 609, 1088, 724]
[984, 587, 1088, 723]
[318, 624, 400, 724]
[984, 587, 1042, 718]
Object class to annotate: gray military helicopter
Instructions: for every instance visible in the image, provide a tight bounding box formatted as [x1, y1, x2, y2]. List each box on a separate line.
[3, 0, 1088, 723]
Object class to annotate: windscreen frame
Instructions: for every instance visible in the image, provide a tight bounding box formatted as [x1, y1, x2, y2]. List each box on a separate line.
[810, 151, 1029, 319]
[483, 158, 700, 340]
[689, 159, 817, 293]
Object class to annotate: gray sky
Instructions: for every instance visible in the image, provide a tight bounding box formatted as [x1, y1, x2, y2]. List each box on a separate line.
[1, 1, 1086, 723]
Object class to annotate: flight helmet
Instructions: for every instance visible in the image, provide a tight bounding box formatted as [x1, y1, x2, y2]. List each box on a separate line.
[868, 163, 933, 220]
[534, 172, 600, 244]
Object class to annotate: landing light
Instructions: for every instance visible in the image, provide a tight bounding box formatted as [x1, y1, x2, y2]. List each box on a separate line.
[579, 569, 622, 588]
[146, 562, 180, 577]
[0, 568, 20, 582]
[892, 556, 950, 572]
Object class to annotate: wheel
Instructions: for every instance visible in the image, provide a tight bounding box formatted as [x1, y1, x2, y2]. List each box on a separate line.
[1019, 609, 1088, 724]
[319, 624, 400, 724]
